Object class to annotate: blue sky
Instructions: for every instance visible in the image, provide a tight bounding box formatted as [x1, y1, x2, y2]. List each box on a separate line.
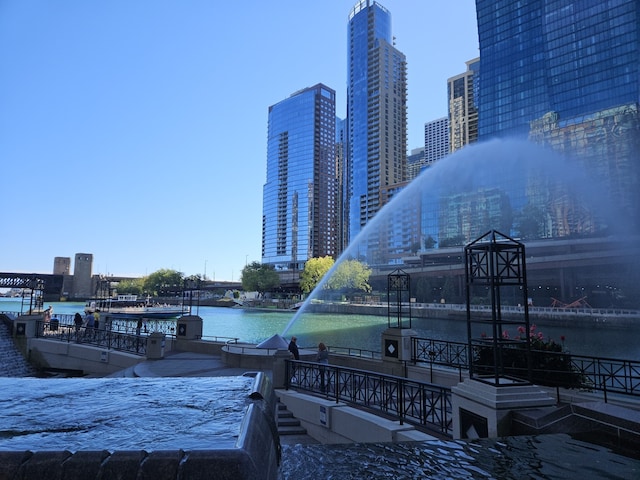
[0, 1, 478, 281]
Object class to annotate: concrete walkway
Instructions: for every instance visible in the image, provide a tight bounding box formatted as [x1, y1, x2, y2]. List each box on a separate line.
[131, 351, 257, 378]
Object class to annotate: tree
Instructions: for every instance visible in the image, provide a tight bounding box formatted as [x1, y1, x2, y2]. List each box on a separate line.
[143, 269, 184, 297]
[116, 278, 144, 296]
[326, 259, 372, 293]
[241, 262, 280, 295]
[300, 256, 334, 293]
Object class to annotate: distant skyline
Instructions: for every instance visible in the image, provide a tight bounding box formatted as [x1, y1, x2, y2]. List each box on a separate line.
[0, 1, 479, 281]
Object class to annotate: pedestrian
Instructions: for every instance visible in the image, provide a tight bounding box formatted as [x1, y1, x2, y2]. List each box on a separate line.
[136, 318, 143, 352]
[317, 342, 329, 392]
[93, 309, 100, 330]
[73, 312, 82, 337]
[316, 342, 328, 365]
[43, 305, 53, 323]
[84, 311, 95, 338]
[288, 336, 300, 360]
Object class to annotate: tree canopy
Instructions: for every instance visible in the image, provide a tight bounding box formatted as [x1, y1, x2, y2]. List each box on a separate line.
[299, 256, 334, 293]
[325, 259, 372, 293]
[241, 261, 280, 294]
[143, 269, 184, 296]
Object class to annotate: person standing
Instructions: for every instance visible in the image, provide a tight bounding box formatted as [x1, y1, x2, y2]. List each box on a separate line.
[288, 336, 300, 360]
[74, 312, 83, 341]
[317, 342, 329, 392]
[136, 318, 143, 352]
[84, 311, 95, 339]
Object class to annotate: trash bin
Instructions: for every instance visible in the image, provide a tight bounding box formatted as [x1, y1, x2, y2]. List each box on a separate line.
[50, 318, 59, 331]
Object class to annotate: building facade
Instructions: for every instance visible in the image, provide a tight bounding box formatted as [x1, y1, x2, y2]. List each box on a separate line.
[475, 0, 640, 234]
[346, 0, 407, 245]
[262, 84, 338, 272]
[448, 58, 479, 153]
[424, 117, 450, 167]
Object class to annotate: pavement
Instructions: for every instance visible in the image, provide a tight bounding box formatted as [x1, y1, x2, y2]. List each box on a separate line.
[130, 351, 258, 378]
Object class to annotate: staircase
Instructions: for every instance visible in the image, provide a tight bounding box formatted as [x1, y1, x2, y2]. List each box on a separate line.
[277, 401, 318, 445]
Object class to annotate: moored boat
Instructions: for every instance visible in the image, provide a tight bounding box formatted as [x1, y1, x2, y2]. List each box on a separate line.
[85, 294, 189, 318]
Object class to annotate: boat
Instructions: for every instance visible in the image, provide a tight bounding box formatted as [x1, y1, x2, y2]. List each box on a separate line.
[84, 294, 189, 319]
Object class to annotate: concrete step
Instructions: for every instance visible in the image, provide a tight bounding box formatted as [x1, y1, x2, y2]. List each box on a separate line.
[277, 402, 308, 436]
[278, 425, 309, 436]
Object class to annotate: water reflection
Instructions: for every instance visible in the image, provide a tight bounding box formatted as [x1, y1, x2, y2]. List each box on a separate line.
[280, 434, 639, 479]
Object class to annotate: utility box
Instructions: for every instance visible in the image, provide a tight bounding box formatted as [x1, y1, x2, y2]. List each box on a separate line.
[146, 332, 166, 360]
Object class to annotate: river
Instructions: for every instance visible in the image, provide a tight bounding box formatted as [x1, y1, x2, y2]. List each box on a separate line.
[1, 298, 638, 360]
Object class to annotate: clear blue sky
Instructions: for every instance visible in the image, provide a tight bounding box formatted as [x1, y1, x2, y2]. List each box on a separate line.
[0, 1, 478, 281]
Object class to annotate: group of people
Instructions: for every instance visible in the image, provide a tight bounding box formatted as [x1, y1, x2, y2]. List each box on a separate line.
[73, 310, 101, 339]
[287, 336, 329, 364]
[288, 336, 330, 391]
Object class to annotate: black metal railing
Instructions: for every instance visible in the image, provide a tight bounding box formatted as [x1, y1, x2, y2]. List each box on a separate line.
[412, 337, 640, 399]
[36, 320, 148, 356]
[285, 359, 452, 437]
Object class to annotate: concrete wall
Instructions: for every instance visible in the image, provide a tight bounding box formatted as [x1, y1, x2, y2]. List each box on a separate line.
[28, 338, 143, 376]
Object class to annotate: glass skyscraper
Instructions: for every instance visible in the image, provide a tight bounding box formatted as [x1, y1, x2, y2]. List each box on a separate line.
[475, 0, 640, 231]
[346, 0, 407, 245]
[262, 84, 338, 272]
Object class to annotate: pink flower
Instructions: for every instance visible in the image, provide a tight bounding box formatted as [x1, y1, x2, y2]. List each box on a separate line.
[502, 330, 509, 339]
[537, 332, 544, 340]
[517, 326, 526, 334]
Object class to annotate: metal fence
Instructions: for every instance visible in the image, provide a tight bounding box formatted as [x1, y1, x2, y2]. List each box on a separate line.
[285, 359, 452, 437]
[36, 320, 148, 356]
[412, 337, 640, 399]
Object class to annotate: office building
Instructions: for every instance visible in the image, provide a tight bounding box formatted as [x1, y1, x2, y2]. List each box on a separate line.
[262, 84, 338, 272]
[448, 58, 479, 152]
[475, 0, 640, 233]
[346, 0, 407, 245]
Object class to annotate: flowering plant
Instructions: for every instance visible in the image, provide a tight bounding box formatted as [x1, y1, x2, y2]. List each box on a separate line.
[476, 324, 578, 387]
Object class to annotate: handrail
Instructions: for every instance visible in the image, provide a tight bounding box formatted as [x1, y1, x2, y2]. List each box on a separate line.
[35, 320, 148, 356]
[285, 359, 452, 437]
[412, 336, 640, 398]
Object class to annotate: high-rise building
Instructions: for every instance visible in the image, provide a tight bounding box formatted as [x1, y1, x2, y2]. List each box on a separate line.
[346, 0, 407, 244]
[406, 147, 425, 182]
[424, 117, 450, 166]
[262, 84, 338, 272]
[335, 117, 349, 255]
[475, 0, 640, 231]
[447, 58, 479, 152]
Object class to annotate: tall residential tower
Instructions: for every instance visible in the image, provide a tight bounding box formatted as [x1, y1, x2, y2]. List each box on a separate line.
[346, 0, 407, 245]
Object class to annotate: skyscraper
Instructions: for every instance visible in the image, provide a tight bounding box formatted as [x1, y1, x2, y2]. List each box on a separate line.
[262, 84, 338, 272]
[475, 0, 640, 231]
[423, 117, 450, 167]
[448, 58, 479, 153]
[346, 0, 407, 244]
